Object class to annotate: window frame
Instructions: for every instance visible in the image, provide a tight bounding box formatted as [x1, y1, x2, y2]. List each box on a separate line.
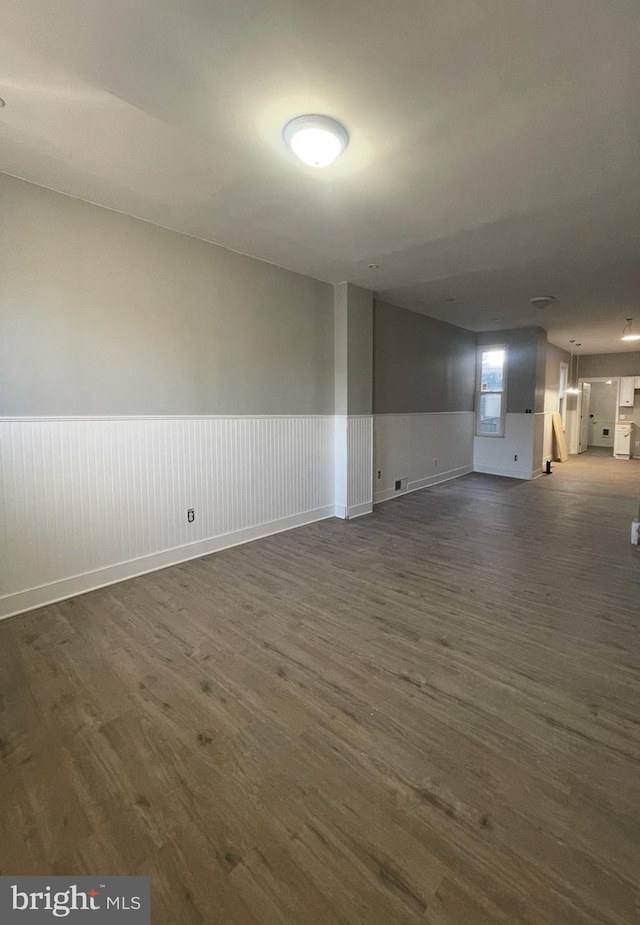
[476, 344, 507, 437]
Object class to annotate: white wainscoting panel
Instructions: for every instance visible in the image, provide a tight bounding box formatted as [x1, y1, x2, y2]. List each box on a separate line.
[347, 416, 373, 517]
[0, 416, 334, 619]
[473, 413, 536, 479]
[533, 413, 546, 478]
[333, 416, 348, 518]
[334, 416, 373, 519]
[374, 412, 474, 503]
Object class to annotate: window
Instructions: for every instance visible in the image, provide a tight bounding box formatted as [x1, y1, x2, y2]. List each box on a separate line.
[476, 346, 507, 436]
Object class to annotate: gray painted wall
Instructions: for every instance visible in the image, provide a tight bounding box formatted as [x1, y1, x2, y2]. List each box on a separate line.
[373, 300, 476, 414]
[546, 344, 570, 389]
[334, 283, 373, 416]
[347, 286, 373, 416]
[577, 352, 640, 379]
[0, 174, 335, 416]
[545, 343, 570, 407]
[478, 327, 547, 414]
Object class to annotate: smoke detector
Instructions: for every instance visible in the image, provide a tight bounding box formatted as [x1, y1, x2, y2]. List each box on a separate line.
[530, 296, 557, 309]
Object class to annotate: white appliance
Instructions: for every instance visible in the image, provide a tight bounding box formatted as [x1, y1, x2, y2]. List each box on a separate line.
[614, 423, 632, 458]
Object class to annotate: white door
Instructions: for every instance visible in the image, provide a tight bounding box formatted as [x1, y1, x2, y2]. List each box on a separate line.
[579, 382, 591, 453]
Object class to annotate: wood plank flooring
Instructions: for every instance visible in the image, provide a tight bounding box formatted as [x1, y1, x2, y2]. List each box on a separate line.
[1, 452, 640, 924]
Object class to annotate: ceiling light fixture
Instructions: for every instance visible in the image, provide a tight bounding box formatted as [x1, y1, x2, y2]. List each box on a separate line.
[621, 318, 640, 342]
[367, 263, 379, 269]
[283, 115, 349, 168]
[530, 295, 557, 309]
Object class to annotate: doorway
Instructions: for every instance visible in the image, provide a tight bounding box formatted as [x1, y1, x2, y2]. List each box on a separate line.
[578, 381, 591, 453]
[579, 378, 618, 455]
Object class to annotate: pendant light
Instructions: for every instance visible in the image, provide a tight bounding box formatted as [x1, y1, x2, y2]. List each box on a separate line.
[622, 318, 640, 342]
[566, 340, 580, 394]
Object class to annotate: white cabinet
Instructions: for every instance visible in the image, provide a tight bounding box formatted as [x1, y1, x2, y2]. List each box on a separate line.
[635, 377, 640, 389]
[619, 377, 635, 407]
[614, 423, 632, 458]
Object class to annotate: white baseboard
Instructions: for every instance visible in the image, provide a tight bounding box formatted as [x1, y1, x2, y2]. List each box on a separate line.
[473, 465, 529, 480]
[347, 501, 373, 519]
[334, 501, 373, 519]
[0, 505, 334, 622]
[374, 465, 472, 505]
[532, 467, 544, 480]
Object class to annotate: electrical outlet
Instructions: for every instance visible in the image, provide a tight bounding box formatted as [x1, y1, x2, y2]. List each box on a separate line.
[377, 470, 382, 479]
[394, 480, 402, 491]
[514, 454, 518, 461]
[187, 509, 195, 523]
[433, 458, 437, 468]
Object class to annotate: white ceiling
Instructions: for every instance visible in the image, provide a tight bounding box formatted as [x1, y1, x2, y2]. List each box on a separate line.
[2, 0, 640, 354]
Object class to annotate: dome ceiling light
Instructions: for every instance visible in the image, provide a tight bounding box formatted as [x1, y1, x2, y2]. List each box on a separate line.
[530, 296, 557, 309]
[283, 115, 349, 168]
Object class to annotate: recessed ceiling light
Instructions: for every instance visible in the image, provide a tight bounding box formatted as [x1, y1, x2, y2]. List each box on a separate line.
[530, 295, 557, 309]
[283, 115, 349, 168]
[621, 318, 640, 341]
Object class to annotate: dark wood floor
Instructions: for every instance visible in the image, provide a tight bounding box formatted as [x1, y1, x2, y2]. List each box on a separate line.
[1, 454, 640, 924]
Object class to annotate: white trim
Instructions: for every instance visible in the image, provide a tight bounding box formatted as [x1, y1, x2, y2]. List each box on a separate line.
[0, 506, 334, 622]
[347, 501, 374, 519]
[473, 465, 526, 480]
[532, 467, 544, 480]
[374, 465, 473, 504]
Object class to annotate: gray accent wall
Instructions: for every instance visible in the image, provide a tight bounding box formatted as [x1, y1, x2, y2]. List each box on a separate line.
[373, 300, 476, 414]
[545, 343, 571, 397]
[0, 174, 335, 416]
[347, 286, 373, 416]
[478, 327, 547, 414]
[334, 283, 373, 416]
[577, 352, 640, 379]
